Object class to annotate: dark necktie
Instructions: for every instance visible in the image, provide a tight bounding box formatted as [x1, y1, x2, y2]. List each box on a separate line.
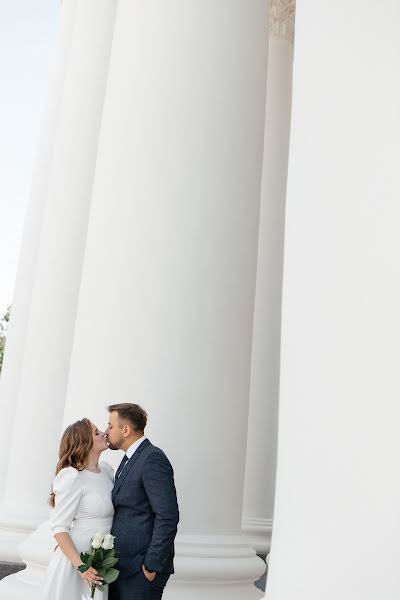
[115, 455, 129, 480]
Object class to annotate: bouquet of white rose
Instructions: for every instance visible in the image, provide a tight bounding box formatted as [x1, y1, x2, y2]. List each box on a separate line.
[79, 532, 119, 599]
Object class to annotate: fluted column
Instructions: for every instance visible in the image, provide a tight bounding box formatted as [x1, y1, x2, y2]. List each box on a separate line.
[242, 0, 295, 558]
[60, 2, 269, 598]
[0, 0, 77, 504]
[0, 0, 117, 571]
[0, 0, 78, 562]
[266, 1, 400, 599]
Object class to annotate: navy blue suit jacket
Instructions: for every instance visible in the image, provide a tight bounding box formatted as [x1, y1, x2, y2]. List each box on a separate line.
[111, 439, 179, 579]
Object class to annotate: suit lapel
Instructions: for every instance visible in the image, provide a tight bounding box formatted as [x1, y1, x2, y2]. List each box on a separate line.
[112, 438, 150, 498]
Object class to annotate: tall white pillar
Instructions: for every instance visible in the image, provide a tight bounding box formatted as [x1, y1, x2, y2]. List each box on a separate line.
[0, 0, 77, 503]
[266, 1, 400, 599]
[0, 0, 117, 570]
[0, 0, 77, 564]
[60, 2, 269, 598]
[242, 0, 295, 558]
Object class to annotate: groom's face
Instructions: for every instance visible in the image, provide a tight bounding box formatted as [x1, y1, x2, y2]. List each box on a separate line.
[105, 411, 125, 450]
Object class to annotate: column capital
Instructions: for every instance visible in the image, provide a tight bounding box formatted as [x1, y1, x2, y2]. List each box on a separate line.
[269, 0, 296, 43]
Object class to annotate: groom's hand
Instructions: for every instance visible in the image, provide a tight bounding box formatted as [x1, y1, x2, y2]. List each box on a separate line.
[142, 564, 156, 581]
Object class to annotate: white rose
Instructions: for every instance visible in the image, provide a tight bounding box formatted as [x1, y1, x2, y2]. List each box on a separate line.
[91, 532, 105, 550]
[101, 533, 115, 550]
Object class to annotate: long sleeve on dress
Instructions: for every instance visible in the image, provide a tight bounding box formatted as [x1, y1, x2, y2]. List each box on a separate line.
[50, 467, 82, 535]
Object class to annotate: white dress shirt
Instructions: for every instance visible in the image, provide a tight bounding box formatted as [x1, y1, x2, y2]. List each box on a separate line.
[125, 435, 147, 459]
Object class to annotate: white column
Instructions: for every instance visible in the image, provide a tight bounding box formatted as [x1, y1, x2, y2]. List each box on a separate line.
[61, 2, 269, 599]
[0, 0, 77, 564]
[0, 0, 117, 569]
[0, 0, 77, 503]
[242, 0, 295, 558]
[267, 1, 400, 599]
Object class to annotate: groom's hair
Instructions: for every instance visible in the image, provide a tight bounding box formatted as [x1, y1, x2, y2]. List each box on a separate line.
[107, 403, 147, 432]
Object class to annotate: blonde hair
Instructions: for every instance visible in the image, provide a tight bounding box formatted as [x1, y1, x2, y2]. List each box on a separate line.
[49, 418, 93, 508]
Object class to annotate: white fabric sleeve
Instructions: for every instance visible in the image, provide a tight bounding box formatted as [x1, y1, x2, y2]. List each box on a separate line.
[50, 467, 82, 535]
[100, 461, 114, 483]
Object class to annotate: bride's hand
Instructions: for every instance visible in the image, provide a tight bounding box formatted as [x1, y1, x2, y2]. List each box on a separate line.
[79, 565, 103, 587]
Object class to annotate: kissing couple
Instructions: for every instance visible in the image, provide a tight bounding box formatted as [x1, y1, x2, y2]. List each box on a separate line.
[40, 403, 179, 600]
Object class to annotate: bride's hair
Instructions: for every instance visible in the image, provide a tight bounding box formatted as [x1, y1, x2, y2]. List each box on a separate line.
[49, 418, 93, 508]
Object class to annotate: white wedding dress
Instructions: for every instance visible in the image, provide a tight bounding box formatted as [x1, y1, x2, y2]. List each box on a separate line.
[41, 462, 114, 600]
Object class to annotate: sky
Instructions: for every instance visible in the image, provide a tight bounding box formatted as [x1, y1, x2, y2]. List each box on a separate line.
[0, 0, 60, 316]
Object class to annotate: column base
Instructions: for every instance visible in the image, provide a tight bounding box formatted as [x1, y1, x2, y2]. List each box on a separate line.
[0, 521, 53, 600]
[0, 571, 40, 600]
[165, 534, 266, 600]
[0, 532, 266, 600]
[242, 517, 272, 555]
[0, 504, 49, 562]
[166, 581, 264, 600]
[255, 557, 267, 593]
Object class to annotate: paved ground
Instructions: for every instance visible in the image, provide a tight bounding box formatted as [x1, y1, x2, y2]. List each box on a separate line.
[0, 561, 25, 581]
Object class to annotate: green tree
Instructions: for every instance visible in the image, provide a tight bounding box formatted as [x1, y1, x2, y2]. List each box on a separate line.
[0, 306, 11, 376]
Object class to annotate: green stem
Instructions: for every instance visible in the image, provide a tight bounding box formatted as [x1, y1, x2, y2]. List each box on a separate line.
[90, 584, 96, 598]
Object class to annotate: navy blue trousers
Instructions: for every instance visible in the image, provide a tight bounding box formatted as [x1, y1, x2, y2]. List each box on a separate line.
[109, 569, 170, 600]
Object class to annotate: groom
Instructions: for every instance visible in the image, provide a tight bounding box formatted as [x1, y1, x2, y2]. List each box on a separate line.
[105, 403, 179, 600]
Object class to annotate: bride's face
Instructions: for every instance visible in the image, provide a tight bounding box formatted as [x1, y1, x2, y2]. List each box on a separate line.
[91, 422, 108, 453]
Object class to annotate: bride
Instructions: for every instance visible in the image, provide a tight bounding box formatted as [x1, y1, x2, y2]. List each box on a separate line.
[41, 418, 114, 599]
